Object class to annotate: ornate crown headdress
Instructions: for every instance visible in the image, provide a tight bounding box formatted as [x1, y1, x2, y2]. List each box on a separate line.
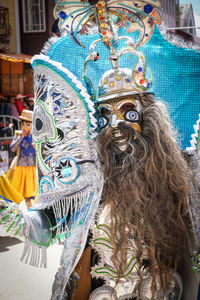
[54, 0, 161, 102]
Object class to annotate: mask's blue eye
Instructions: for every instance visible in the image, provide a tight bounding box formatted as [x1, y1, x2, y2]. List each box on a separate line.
[124, 110, 139, 122]
[99, 117, 108, 128]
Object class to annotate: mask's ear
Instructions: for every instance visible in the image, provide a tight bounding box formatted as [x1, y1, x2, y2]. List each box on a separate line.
[31, 55, 103, 299]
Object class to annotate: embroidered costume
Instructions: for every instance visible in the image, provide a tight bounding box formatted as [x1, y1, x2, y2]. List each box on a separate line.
[0, 1, 200, 300]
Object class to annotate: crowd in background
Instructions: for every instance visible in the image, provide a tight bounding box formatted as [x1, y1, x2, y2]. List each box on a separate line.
[0, 94, 34, 161]
[0, 94, 34, 137]
[0, 94, 34, 118]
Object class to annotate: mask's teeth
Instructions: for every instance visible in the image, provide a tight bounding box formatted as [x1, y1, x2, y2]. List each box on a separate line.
[112, 129, 124, 139]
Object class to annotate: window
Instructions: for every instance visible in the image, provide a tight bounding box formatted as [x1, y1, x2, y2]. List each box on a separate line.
[0, 6, 9, 44]
[22, 0, 46, 33]
[171, 0, 173, 14]
[166, 0, 169, 13]
[161, 0, 166, 11]
[172, 0, 176, 16]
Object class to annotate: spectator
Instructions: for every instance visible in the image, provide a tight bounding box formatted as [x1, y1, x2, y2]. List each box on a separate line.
[25, 95, 34, 111]
[15, 94, 28, 115]
[0, 95, 11, 116]
[0, 123, 13, 137]
[9, 95, 19, 119]
[0, 95, 6, 115]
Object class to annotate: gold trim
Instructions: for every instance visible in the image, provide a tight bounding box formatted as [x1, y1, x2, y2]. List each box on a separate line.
[98, 89, 140, 98]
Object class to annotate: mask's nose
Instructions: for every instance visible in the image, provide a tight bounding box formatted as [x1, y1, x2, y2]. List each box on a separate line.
[110, 113, 118, 128]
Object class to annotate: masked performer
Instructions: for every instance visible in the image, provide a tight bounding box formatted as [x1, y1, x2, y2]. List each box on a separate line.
[0, 1, 200, 300]
[62, 44, 200, 300]
[50, 1, 200, 299]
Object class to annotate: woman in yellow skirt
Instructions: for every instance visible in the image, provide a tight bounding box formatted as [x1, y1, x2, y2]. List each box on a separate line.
[4, 110, 36, 208]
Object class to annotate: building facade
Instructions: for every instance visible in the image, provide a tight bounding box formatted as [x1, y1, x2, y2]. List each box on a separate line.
[0, 0, 56, 95]
[159, 0, 197, 38]
[179, 3, 196, 35]
[0, 0, 18, 53]
[159, 0, 178, 28]
[19, 0, 56, 55]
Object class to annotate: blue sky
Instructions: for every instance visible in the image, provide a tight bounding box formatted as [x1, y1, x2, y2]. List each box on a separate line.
[180, 0, 200, 16]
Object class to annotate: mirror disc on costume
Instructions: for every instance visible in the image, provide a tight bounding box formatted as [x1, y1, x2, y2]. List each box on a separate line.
[54, 157, 80, 184]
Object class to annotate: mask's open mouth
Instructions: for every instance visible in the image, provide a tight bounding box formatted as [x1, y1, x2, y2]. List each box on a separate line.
[37, 185, 96, 238]
[37, 185, 90, 207]
[112, 124, 136, 153]
[112, 128, 129, 152]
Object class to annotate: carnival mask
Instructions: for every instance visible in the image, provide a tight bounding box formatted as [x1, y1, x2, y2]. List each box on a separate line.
[98, 97, 141, 152]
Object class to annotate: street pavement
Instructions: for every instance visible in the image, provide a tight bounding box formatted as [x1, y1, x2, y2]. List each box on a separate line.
[0, 227, 63, 300]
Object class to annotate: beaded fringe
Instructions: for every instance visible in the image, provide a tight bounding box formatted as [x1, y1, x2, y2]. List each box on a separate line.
[52, 190, 91, 237]
[21, 238, 47, 268]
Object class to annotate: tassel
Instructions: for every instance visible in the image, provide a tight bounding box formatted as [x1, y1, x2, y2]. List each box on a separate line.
[21, 238, 47, 268]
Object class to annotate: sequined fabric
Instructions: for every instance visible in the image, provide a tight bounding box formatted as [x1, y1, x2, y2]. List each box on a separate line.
[48, 25, 200, 149]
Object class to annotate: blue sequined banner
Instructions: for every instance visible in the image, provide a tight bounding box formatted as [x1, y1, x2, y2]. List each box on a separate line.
[48, 26, 200, 149]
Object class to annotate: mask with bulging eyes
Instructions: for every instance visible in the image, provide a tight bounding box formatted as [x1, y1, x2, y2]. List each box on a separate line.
[97, 97, 141, 152]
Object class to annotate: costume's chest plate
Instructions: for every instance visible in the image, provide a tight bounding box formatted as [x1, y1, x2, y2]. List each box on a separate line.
[91, 205, 183, 300]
